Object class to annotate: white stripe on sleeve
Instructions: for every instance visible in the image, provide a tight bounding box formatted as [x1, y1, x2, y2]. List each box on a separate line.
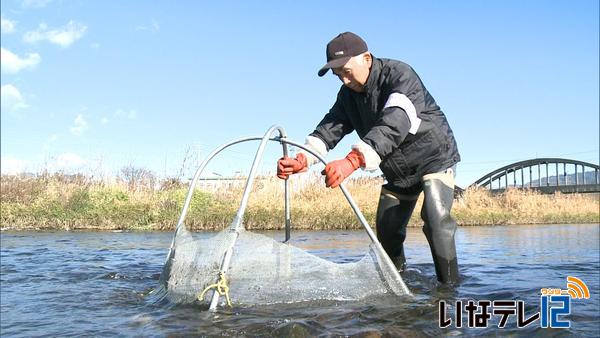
[383, 93, 421, 135]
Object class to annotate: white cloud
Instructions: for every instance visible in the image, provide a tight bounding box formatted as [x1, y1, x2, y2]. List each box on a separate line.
[115, 108, 137, 120]
[22, 0, 53, 9]
[101, 117, 109, 125]
[1, 16, 16, 34]
[0, 156, 30, 174]
[51, 153, 86, 170]
[1, 84, 29, 113]
[42, 134, 59, 152]
[1, 47, 41, 74]
[1, 153, 87, 175]
[135, 19, 160, 32]
[24, 20, 87, 47]
[70, 114, 88, 136]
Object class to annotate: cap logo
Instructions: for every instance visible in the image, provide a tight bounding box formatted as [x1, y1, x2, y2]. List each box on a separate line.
[334, 51, 344, 56]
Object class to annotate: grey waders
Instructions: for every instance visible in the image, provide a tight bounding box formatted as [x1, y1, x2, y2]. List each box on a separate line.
[375, 189, 418, 272]
[376, 168, 459, 284]
[421, 173, 459, 284]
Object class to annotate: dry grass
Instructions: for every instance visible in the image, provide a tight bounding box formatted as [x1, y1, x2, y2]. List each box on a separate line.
[1, 173, 598, 231]
[454, 187, 600, 225]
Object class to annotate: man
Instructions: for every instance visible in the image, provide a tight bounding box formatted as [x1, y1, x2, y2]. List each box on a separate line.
[277, 32, 461, 284]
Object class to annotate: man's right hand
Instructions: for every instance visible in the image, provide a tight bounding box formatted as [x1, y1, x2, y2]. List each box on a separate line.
[277, 153, 308, 179]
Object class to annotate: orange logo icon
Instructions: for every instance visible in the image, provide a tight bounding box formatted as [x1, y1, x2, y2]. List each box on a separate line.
[565, 276, 590, 299]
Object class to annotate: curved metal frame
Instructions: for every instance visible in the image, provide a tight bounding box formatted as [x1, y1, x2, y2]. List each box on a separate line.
[165, 125, 410, 311]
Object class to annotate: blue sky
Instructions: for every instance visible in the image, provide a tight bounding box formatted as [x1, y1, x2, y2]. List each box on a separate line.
[1, 0, 598, 187]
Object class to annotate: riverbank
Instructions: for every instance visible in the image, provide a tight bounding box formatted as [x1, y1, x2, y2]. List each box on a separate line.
[1, 173, 598, 231]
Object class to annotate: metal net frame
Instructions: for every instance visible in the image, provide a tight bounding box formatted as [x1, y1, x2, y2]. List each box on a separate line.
[153, 125, 411, 311]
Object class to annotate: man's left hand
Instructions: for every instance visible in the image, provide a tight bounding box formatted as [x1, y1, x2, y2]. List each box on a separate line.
[321, 150, 364, 188]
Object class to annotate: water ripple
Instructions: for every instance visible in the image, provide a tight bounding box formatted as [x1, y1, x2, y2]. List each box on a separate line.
[0, 225, 598, 337]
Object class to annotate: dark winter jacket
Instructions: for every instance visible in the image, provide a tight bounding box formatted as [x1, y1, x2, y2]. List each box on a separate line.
[310, 57, 460, 187]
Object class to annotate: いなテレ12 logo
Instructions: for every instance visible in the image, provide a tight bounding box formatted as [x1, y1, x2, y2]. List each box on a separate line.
[439, 276, 591, 329]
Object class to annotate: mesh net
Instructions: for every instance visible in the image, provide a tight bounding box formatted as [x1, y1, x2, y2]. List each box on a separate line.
[154, 224, 409, 307]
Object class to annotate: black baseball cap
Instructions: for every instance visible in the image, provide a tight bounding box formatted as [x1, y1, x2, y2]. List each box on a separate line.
[318, 32, 368, 77]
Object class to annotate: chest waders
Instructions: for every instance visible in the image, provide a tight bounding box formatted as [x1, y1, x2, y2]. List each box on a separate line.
[376, 168, 459, 284]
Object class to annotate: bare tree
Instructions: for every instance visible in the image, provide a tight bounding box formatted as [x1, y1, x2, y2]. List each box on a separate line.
[158, 146, 200, 191]
[119, 165, 156, 191]
[177, 145, 200, 182]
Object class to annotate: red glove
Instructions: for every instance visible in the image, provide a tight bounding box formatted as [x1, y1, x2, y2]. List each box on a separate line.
[277, 153, 308, 179]
[321, 150, 364, 188]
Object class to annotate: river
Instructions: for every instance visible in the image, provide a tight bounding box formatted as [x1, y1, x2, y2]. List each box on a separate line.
[1, 224, 599, 337]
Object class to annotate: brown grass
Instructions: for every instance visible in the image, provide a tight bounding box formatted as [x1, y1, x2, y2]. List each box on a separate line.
[453, 186, 600, 225]
[1, 173, 598, 231]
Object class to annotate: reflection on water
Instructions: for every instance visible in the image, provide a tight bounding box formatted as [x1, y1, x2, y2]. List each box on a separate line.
[1, 224, 599, 337]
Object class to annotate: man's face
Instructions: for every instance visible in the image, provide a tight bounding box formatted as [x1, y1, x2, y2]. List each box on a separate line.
[332, 53, 372, 93]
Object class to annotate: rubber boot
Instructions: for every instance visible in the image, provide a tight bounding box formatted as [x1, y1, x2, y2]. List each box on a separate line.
[421, 178, 459, 284]
[376, 188, 418, 272]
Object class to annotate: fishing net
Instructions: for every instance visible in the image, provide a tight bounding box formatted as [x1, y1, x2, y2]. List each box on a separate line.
[154, 223, 410, 307]
[152, 131, 410, 308]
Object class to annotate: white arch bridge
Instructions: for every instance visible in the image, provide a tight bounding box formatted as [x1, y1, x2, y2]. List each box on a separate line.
[467, 158, 600, 194]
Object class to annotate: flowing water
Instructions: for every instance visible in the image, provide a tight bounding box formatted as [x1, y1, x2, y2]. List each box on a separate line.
[1, 224, 599, 337]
